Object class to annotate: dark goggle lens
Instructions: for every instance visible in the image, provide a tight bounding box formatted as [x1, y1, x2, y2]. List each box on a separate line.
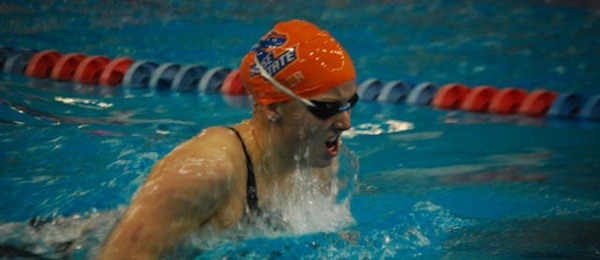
[307, 93, 359, 120]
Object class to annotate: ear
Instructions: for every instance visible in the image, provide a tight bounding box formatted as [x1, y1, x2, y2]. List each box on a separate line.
[260, 103, 282, 123]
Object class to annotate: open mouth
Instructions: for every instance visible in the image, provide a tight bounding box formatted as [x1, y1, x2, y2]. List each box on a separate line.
[325, 135, 340, 156]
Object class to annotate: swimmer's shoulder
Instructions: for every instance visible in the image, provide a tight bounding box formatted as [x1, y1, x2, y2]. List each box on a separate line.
[187, 126, 244, 154]
[148, 126, 244, 179]
[165, 126, 239, 154]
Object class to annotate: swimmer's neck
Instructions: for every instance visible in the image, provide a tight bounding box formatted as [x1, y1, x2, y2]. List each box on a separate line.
[238, 118, 304, 178]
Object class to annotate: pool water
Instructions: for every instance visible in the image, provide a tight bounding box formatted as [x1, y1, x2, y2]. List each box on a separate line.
[1, 0, 599, 258]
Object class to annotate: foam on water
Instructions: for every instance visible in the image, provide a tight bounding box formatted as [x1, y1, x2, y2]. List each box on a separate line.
[0, 209, 124, 259]
[187, 200, 475, 259]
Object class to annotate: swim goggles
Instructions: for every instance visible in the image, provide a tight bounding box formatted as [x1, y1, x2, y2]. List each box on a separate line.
[253, 55, 359, 120]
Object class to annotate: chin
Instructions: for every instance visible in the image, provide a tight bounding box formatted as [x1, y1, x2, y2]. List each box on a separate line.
[310, 153, 336, 168]
[311, 160, 331, 168]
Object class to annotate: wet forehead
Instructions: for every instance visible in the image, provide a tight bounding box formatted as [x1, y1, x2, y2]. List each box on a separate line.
[311, 81, 357, 101]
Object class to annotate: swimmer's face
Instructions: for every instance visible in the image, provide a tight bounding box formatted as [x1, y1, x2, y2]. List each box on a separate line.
[279, 80, 357, 167]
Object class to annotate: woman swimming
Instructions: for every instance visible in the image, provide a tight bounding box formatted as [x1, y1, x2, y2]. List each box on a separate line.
[100, 19, 358, 259]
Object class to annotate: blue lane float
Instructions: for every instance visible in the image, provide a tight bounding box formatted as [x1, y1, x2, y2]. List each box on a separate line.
[579, 95, 600, 121]
[548, 92, 586, 119]
[122, 61, 159, 89]
[171, 64, 207, 92]
[0, 47, 14, 71]
[377, 80, 414, 103]
[3, 50, 36, 75]
[149, 63, 181, 90]
[406, 82, 439, 106]
[357, 78, 384, 101]
[198, 66, 231, 93]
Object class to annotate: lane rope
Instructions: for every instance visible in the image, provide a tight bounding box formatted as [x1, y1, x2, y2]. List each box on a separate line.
[1, 46, 598, 122]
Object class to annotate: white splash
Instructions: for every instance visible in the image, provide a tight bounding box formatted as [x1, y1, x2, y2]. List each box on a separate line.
[54, 97, 113, 110]
[272, 168, 356, 234]
[343, 120, 414, 138]
[266, 144, 358, 235]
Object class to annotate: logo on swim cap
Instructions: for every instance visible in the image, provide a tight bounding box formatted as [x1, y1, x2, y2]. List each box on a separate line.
[250, 31, 297, 78]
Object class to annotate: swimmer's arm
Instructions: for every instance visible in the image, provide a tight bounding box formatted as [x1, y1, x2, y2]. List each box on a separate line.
[100, 138, 235, 259]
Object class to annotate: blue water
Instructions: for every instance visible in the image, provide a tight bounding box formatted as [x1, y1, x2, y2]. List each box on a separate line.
[1, 0, 600, 258]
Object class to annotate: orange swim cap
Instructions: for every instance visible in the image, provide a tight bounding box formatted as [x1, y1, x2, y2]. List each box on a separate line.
[240, 19, 356, 105]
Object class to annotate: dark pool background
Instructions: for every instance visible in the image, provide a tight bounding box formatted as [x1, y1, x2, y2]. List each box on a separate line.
[1, 0, 599, 258]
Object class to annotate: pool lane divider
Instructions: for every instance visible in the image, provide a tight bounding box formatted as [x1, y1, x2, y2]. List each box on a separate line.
[359, 78, 598, 122]
[2, 47, 248, 96]
[1, 46, 598, 122]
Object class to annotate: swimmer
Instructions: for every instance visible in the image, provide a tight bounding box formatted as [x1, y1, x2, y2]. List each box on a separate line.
[99, 19, 358, 259]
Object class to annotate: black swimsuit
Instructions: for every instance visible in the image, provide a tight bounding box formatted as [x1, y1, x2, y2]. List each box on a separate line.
[226, 127, 260, 215]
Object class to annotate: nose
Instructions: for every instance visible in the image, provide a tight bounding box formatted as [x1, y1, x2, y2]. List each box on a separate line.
[333, 110, 352, 131]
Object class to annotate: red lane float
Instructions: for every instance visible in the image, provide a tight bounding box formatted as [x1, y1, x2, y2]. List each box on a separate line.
[489, 87, 528, 114]
[25, 50, 62, 78]
[51, 53, 87, 81]
[99, 57, 134, 86]
[518, 89, 559, 117]
[432, 83, 470, 110]
[220, 69, 247, 95]
[460, 85, 499, 113]
[73, 56, 111, 84]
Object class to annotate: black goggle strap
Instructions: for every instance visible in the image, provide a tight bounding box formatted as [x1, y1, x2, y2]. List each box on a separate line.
[253, 55, 316, 108]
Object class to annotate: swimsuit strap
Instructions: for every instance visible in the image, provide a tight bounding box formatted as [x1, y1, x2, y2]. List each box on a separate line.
[226, 127, 260, 214]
